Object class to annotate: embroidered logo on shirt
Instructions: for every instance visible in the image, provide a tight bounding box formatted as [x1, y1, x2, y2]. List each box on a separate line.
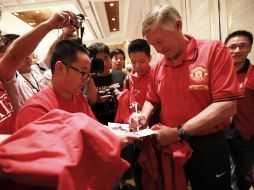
[0, 93, 14, 122]
[189, 66, 209, 90]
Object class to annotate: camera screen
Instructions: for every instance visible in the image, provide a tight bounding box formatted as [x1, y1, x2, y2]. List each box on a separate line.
[90, 57, 104, 73]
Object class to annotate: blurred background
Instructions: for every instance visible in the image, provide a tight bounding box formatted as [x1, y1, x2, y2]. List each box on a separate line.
[0, 0, 254, 64]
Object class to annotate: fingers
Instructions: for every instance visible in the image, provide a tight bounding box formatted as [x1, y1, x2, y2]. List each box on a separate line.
[119, 134, 140, 149]
[46, 11, 75, 30]
[97, 95, 112, 103]
[129, 112, 147, 131]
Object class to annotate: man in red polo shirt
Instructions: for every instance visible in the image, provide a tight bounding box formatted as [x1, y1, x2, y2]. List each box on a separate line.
[130, 5, 243, 190]
[224, 30, 254, 190]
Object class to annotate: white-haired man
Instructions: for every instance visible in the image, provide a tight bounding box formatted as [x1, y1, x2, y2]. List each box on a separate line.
[130, 4, 243, 190]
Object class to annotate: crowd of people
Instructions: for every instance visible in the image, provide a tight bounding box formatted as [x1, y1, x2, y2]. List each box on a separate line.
[0, 4, 253, 190]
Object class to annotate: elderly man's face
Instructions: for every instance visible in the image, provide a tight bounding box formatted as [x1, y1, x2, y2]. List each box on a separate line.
[145, 23, 183, 60]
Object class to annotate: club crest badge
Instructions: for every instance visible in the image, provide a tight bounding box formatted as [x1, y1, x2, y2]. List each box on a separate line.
[189, 66, 209, 90]
[190, 66, 208, 82]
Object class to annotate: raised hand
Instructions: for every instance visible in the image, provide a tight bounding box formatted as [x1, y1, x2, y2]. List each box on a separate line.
[45, 11, 75, 30]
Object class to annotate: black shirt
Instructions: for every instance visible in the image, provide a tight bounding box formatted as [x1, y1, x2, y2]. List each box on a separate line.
[92, 70, 126, 124]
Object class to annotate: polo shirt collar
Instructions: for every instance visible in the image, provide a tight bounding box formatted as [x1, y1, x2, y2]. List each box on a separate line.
[237, 59, 250, 73]
[163, 34, 198, 67]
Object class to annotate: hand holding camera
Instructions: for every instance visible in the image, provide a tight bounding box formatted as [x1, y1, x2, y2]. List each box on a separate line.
[97, 84, 120, 103]
[46, 11, 75, 30]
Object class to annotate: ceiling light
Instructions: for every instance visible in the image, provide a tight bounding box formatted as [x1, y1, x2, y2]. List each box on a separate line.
[31, 0, 35, 2]
[113, 28, 116, 31]
[29, 22, 36, 26]
[13, 12, 19, 16]
[124, 40, 130, 45]
[112, 18, 116, 21]
[35, 10, 40, 14]
[110, 3, 114, 7]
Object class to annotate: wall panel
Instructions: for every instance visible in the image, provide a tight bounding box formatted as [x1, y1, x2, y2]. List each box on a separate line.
[229, 0, 254, 62]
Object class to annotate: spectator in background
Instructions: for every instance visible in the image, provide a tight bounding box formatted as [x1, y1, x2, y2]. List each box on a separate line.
[115, 39, 153, 124]
[0, 34, 48, 112]
[129, 4, 243, 190]
[115, 39, 156, 190]
[225, 30, 254, 190]
[0, 11, 76, 123]
[110, 48, 126, 72]
[0, 45, 15, 134]
[88, 43, 126, 125]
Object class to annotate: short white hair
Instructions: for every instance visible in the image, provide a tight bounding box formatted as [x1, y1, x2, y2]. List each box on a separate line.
[142, 4, 181, 36]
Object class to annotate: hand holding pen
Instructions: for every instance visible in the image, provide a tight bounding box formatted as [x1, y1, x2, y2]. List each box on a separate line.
[129, 102, 148, 131]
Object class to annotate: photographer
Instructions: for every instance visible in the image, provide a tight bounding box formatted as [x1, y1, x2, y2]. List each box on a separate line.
[88, 42, 126, 125]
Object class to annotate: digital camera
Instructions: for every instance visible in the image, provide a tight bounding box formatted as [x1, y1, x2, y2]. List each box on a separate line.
[70, 14, 85, 29]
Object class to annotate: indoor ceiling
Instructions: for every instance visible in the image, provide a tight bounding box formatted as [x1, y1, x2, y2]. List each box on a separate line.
[0, 0, 154, 46]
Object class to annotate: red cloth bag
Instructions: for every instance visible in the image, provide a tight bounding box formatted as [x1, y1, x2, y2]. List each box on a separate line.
[0, 109, 129, 190]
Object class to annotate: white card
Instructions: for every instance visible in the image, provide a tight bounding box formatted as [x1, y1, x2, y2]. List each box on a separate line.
[107, 122, 156, 138]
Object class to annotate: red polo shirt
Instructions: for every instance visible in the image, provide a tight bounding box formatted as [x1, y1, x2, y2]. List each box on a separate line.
[234, 64, 254, 140]
[147, 34, 242, 135]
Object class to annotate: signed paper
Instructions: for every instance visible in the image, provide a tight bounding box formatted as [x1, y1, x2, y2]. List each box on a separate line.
[108, 122, 156, 138]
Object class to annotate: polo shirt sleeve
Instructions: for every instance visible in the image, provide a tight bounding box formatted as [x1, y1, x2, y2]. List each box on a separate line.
[15, 105, 47, 131]
[146, 63, 161, 104]
[245, 64, 254, 90]
[209, 43, 243, 102]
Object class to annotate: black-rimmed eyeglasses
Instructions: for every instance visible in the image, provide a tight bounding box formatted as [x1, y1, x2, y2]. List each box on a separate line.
[61, 61, 93, 81]
[227, 43, 250, 51]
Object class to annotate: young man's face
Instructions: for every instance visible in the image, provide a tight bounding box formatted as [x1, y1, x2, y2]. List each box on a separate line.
[112, 53, 125, 71]
[145, 22, 183, 60]
[226, 35, 252, 65]
[129, 51, 151, 76]
[95, 52, 111, 75]
[61, 51, 91, 95]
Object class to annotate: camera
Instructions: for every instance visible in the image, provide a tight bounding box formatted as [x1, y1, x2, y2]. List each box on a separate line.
[70, 14, 85, 29]
[90, 57, 104, 73]
[98, 84, 120, 97]
[100, 87, 115, 96]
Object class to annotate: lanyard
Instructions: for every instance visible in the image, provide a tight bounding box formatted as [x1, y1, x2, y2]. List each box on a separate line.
[22, 72, 40, 92]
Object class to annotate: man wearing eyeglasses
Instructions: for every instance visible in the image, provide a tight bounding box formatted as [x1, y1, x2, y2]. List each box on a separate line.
[225, 30, 254, 190]
[15, 40, 96, 129]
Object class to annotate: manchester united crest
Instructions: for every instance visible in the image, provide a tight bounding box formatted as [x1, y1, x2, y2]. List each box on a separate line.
[189, 66, 209, 90]
[190, 66, 208, 83]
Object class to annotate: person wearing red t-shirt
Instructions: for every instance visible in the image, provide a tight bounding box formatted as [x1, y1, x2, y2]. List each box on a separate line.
[0, 82, 15, 134]
[0, 46, 16, 134]
[15, 40, 96, 129]
[129, 5, 243, 190]
[224, 30, 254, 190]
[115, 39, 153, 123]
[115, 39, 156, 189]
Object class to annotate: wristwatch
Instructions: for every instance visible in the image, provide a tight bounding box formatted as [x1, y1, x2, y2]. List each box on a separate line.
[177, 125, 190, 142]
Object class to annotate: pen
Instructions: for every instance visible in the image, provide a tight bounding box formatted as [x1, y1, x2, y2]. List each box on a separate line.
[134, 102, 139, 132]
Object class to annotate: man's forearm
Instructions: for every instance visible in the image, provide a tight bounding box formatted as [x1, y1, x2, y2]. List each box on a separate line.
[0, 22, 53, 80]
[183, 100, 237, 135]
[141, 101, 155, 120]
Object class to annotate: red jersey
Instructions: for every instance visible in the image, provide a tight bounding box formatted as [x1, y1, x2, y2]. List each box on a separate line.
[0, 109, 129, 190]
[125, 70, 151, 111]
[234, 63, 254, 140]
[0, 82, 15, 134]
[16, 85, 95, 130]
[147, 35, 243, 135]
[115, 70, 151, 123]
